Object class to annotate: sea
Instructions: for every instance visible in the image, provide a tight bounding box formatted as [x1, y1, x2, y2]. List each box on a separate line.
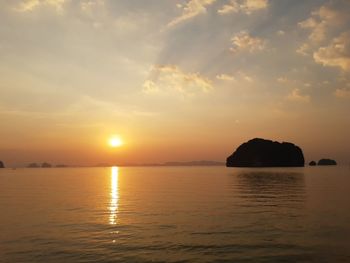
[0, 166, 350, 262]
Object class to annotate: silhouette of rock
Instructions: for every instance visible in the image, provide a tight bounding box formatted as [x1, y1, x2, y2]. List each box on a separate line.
[318, 159, 337, 166]
[226, 138, 304, 167]
[41, 162, 52, 168]
[28, 163, 39, 168]
[0, 161, 4, 168]
[309, 161, 316, 166]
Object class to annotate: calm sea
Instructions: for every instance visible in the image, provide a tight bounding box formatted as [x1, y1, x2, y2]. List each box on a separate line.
[1, 166, 350, 262]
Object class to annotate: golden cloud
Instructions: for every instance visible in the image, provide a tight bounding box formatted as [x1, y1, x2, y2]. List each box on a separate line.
[298, 5, 341, 43]
[168, 0, 216, 27]
[14, 0, 66, 13]
[218, 0, 268, 15]
[230, 31, 266, 53]
[143, 65, 213, 95]
[287, 88, 310, 103]
[313, 31, 350, 72]
[218, 1, 239, 14]
[216, 74, 235, 81]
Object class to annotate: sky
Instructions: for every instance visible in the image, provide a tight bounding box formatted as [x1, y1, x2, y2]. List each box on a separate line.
[0, 0, 350, 166]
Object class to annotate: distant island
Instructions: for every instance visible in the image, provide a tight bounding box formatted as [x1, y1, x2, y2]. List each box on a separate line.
[41, 162, 52, 168]
[27, 162, 69, 168]
[96, 160, 225, 167]
[0, 161, 4, 168]
[226, 138, 304, 167]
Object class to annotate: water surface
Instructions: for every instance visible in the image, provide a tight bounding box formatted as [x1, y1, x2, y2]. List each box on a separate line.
[1, 166, 350, 262]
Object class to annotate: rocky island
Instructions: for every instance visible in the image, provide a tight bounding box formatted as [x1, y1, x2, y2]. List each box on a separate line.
[0, 161, 4, 168]
[309, 161, 316, 166]
[226, 138, 304, 167]
[317, 159, 337, 165]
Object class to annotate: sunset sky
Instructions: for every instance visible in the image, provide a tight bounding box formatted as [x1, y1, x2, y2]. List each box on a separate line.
[0, 0, 349, 166]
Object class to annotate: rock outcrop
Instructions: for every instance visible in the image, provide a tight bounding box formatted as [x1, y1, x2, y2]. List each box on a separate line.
[226, 138, 305, 167]
[0, 161, 4, 168]
[309, 161, 316, 166]
[318, 159, 337, 165]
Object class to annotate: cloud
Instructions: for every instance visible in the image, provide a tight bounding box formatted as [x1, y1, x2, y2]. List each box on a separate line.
[230, 31, 266, 53]
[218, 1, 239, 14]
[14, 0, 40, 12]
[335, 88, 350, 99]
[168, 0, 216, 27]
[313, 31, 350, 72]
[287, 88, 310, 103]
[218, 0, 268, 15]
[142, 80, 159, 94]
[143, 65, 213, 95]
[216, 72, 253, 82]
[296, 43, 310, 56]
[80, 0, 105, 14]
[297, 1, 350, 70]
[14, 0, 67, 13]
[298, 5, 341, 43]
[237, 71, 254, 82]
[240, 0, 268, 13]
[216, 74, 235, 81]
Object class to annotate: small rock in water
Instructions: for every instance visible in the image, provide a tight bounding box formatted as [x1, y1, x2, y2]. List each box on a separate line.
[318, 159, 337, 166]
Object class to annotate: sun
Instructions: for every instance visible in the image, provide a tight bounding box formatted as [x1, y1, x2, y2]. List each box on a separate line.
[109, 136, 123, 148]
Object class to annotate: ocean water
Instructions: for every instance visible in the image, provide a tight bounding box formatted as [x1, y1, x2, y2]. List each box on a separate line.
[0, 166, 350, 262]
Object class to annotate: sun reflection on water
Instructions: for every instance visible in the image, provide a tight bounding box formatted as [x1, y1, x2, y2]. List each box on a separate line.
[109, 166, 119, 225]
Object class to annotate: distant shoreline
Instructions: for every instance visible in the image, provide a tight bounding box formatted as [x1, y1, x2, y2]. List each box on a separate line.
[1, 160, 225, 169]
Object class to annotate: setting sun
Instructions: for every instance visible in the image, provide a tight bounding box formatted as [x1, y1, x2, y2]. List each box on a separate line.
[109, 137, 123, 148]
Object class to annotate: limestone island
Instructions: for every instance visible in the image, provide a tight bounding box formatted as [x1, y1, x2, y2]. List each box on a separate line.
[226, 138, 305, 167]
[317, 159, 337, 166]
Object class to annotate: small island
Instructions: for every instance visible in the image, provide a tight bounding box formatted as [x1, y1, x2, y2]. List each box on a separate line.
[318, 159, 337, 166]
[0, 161, 4, 168]
[226, 138, 305, 167]
[309, 161, 316, 166]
